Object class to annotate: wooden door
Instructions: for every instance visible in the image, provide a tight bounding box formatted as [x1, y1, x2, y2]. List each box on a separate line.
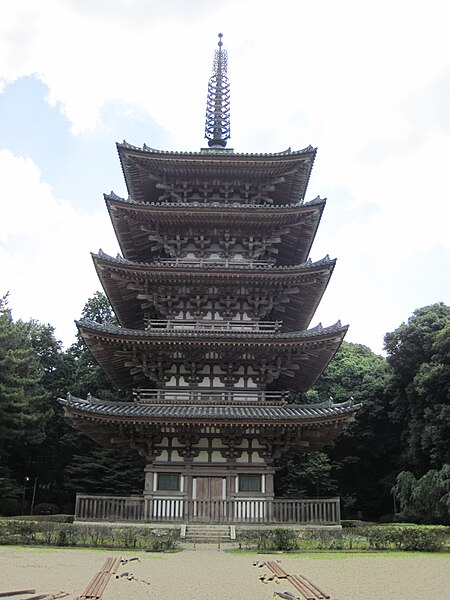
[194, 477, 225, 520]
[196, 477, 224, 500]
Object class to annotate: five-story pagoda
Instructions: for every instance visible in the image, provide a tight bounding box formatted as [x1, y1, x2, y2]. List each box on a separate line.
[61, 35, 358, 523]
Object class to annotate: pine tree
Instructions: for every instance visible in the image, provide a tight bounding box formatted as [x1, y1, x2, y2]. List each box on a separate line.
[0, 294, 46, 507]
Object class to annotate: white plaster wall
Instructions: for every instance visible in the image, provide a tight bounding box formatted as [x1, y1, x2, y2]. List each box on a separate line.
[236, 452, 250, 463]
[171, 450, 184, 462]
[251, 454, 265, 464]
[211, 438, 226, 448]
[193, 438, 209, 447]
[155, 450, 169, 462]
[211, 451, 227, 463]
[193, 450, 209, 462]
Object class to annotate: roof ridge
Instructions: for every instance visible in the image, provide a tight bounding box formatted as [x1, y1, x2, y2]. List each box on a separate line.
[93, 250, 336, 271]
[104, 193, 326, 210]
[76, 318, 348, 339]
[117, 140, 317, 158]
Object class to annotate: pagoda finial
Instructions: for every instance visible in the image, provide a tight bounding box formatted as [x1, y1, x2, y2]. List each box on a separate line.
[205, 33, 231, 148]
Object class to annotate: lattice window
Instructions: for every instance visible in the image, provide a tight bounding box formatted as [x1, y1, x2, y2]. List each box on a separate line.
[238, 474, 262, 492]
[157, 473, 180, 491]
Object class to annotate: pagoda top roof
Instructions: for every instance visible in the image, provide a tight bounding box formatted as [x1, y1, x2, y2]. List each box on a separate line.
[60, 393, 359, 425]
[116, 142, 317, 204]
[119, 140, 314, 159]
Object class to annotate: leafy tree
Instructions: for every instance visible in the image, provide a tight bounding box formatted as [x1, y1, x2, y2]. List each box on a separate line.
[316, 342, 396, 518]
[65, 291, 126, 400]
[384, 303, 450, 474]
[393, 465, 450, 524]
[277, 342, 394, 518]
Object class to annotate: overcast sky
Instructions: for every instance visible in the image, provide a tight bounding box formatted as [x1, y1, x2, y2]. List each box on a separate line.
[1, 0, 449, 355]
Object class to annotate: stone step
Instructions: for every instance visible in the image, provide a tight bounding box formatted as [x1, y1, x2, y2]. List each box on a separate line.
[182, 524, 235, 542]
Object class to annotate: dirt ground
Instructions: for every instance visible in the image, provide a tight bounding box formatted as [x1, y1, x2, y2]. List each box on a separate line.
[0, 545, 449, 600]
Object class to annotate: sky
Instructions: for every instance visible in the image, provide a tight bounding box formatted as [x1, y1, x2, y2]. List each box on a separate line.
[1, 0, 449, 355]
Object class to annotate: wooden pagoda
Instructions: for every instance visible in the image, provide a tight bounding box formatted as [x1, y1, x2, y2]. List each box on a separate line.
[60, 35, 358, 525]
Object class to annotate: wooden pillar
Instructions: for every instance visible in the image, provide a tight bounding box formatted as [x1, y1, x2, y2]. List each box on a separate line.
[143, 464, 154, 497]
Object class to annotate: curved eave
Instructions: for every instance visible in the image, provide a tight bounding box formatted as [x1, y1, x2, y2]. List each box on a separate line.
[60, 394, 359, 427]
[105, 194, 325, 264]
[116, 142, 316, 205]
[76, 319, 348, 392]
[92, 251, 336, 331]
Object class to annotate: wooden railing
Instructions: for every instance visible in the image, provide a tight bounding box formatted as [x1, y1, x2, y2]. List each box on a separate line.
[132, 389, 288, 404]
[74, 495, 341, 525]
[157, 258, 273, 267]
[145, 319, 282, 333]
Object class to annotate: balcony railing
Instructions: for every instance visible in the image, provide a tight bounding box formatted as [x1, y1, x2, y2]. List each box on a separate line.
[156, 257, 273, 267]
[145, 319, 282, 333]
[74, 495, 341, 525]
[132, 389, 289, 405]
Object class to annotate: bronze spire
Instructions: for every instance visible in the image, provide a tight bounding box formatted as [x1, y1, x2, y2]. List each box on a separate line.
[205, 33, 231, 148]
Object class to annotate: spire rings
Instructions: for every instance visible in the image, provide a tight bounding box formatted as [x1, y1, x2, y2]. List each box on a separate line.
[205, 33, 231, 148]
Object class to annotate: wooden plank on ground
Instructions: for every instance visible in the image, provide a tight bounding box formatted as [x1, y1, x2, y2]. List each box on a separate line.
[260, 560, 332, 600]
[77, 556, 121, 600]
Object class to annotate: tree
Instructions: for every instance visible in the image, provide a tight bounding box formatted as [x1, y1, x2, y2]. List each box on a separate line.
[384, 303, 450, 474]
[393, 465, 450, 524]
[18, 320, 82, 505]
[65, 448, 144, 495]
[277, 342, 394, 518]
[65, 291, 126, 400]
[275, 451, 338, 498]
[0, 294, 47, 511]
[315, 342, 396, 518]
[61, 292, 140, 500]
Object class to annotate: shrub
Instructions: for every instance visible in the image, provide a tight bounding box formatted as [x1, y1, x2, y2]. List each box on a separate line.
[247, 528, 299, 552]
[40, 521, 58, 545]
[236, 528, 262, 549]
[271, 528, 299, 551]
[0, 498, 22, 516]
[33, 503, 60, 515]
[236, 524, 449, 552]
[84, 524, 109, 547]
[112, 526, 152, 549]
[1, 520, 39, 545]
[145, 529, 180, 552]
[391, 525, 448, 551]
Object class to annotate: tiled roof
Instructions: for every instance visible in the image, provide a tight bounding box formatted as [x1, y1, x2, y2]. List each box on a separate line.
[94, 250, 335, 273]
[60, 393, 359, 423]
[104, 194, 325, 266]
[116, 142, 316, 204]
[92, 252, 335, 333]
[118, 141, 316, 158]
[75, 319, 347, 392]
[105, 191, 325, 210]
[77, 318, 346, 341]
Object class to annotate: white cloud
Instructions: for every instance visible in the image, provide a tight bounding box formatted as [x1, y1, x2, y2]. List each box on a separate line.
[1, 0, 450, 353]
[0, 149, 118, 345]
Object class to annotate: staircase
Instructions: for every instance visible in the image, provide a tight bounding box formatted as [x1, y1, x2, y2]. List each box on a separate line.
[182, 524, 235, 543]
